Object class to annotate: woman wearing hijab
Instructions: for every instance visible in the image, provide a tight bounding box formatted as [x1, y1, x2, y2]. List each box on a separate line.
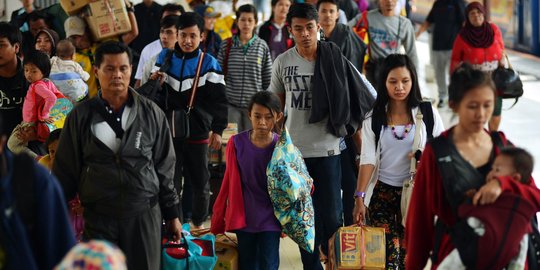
[450, 2, 505, 131]
[34, 28, 60, 57]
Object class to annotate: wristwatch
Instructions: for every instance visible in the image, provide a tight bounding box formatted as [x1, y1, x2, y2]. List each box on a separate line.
[354, 191, 366, 199]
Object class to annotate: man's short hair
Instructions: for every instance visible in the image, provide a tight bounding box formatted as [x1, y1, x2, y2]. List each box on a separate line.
[316, 0, 339, 10]
[24, 50, 52, 77]
[27, 10, 52, 26]
[56, 39, 76, 59]
[176, 12, 204, 33]
[287, 3, 319, 26]
[161, 15, 180, 29]
[500, 147, 535, 184]
[162, 3, 185, 16]
[94, 41, 133, 68]
[0, 22, 22, 46]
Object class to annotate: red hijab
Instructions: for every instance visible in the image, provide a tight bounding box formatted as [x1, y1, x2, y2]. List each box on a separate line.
[459, 2, 494, 48]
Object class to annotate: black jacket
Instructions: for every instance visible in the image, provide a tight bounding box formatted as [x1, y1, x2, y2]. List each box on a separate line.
[53, 89, 179, 220]
[325, 23, 367, 72]
[310, 41, 375, 137]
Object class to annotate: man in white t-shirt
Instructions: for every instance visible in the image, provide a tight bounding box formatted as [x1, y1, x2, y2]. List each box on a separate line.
[270, 3, 375, 269]
[138, 15, 179, 86]
[134, 4, 184, 88]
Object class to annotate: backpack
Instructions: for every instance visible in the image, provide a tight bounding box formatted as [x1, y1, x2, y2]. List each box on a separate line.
[0, 154, 38, 270]
[371, 101, 434, 147]
[431, 132, 540, 269]
[222, 38, 233, 76]
[136, 49, 174, 110]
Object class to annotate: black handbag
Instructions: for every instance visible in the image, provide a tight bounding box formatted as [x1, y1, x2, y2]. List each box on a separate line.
[167, 52, 206, 140]
[492, 54, 523, 99]
[136, 49, 174, 109]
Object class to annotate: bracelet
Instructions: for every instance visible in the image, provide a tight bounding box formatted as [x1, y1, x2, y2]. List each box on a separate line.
[355, 153, 361, 161]
[354, 191, 366, 199]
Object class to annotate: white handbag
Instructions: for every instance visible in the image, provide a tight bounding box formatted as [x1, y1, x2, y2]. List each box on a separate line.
[400, 109, 424, 226]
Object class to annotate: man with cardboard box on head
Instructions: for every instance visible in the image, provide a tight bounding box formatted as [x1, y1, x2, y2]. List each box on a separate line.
[64, 0, 138, 98]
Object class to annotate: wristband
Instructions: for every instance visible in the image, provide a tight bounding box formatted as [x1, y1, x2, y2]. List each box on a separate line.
[354, 191, 366, 199]
[355, 153, 361, 161]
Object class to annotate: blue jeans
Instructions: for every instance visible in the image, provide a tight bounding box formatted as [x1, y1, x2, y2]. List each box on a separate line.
[236, 230, 281, 270]
[299, 155, 343, 270]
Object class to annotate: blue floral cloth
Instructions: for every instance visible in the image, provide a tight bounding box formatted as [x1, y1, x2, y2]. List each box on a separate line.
[266, 127, 315, 253]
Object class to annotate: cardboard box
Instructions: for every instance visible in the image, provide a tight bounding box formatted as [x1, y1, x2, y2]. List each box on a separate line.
[361, 226, 386, 270]
[327, 226, 386, 270]
[60, 0, 89, 15]
[84, 0, 131, 41]
[208, 123, 238, 164]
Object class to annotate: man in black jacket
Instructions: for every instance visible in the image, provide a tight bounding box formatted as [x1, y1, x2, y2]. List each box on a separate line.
[53, 41, 182, 270]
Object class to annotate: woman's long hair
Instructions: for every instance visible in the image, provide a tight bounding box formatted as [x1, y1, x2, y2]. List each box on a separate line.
[371, 54, 423, 125]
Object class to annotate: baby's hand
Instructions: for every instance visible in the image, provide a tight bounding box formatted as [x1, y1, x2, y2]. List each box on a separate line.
[43, 117, 55, 124]
[485, 170, 497, 182]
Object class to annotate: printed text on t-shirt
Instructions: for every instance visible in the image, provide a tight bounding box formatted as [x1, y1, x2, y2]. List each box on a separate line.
[283, 65, 313, 111]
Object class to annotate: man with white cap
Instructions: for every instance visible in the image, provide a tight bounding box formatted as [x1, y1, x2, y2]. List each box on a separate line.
[194, 5, 223, 57]
[64, 6, 138, 97]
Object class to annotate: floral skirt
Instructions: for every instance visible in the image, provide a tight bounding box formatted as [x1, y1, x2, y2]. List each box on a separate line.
[367, 181, 405, 270]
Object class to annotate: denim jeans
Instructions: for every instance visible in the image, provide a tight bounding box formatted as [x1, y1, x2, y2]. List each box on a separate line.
[299, 155, 343, 270]
[236, 230, 281, 270]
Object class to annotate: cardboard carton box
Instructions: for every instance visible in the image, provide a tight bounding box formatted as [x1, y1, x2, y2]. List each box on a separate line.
[208, 123, 238, 164]
[361, 226, 386, 270]
[60, 0, 89, 15]
[84, 0, 131, 41]
[327, 226, 386, 270]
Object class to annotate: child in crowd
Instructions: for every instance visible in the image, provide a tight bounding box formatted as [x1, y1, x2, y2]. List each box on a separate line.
[211, 91, 283, 270]
[7, 51, 65, 159]
[38, 128, 85, 242]
[439, 147, 536, 269]
[38, 128, 62, 170]
[217, 4, 273, 132]
[49, 40, 89, 103]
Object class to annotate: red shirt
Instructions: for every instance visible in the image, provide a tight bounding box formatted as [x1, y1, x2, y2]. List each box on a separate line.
[450, 23, 505, 73]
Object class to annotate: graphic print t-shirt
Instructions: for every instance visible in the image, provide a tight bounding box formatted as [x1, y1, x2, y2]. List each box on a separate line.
[0, 59, 28, 134]
[270, 48, 340, 158]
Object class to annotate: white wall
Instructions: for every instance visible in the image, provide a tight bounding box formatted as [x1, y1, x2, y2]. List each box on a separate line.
[2, 0, 23, 22]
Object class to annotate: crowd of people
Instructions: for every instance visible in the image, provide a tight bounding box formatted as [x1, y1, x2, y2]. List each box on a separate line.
[0, 0, 539, 269]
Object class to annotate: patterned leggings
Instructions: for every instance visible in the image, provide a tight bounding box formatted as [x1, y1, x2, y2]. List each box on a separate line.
[367, 181, 406, 270]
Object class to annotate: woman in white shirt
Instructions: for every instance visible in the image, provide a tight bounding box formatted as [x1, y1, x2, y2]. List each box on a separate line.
[352, 54, 444, 269]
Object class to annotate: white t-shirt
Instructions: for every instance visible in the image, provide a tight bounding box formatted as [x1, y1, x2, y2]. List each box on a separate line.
[378, 125, 415, 187]
[135, 39, 162, 80]
[270, 47, 340, 158]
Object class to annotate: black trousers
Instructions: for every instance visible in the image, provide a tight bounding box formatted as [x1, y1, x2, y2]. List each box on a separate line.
[173, 140, 211, 226]
[83, 205, 161, 270]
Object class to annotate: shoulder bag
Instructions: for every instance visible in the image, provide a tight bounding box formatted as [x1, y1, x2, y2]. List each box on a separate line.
[167, 52, 206, 140]
[136, 49, 174, 109]
[400, 108, 423, 226]
[492, 53, 523, 107]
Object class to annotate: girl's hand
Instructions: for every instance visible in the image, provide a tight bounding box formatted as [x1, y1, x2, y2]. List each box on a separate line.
[353, 198, 367, 225]
[473, 180, 502, 205]
[43, 117, 55, 124]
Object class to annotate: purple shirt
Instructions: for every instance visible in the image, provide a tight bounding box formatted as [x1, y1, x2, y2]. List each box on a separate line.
[269, 23, 288, 61]
[235, 130, 281, 232]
